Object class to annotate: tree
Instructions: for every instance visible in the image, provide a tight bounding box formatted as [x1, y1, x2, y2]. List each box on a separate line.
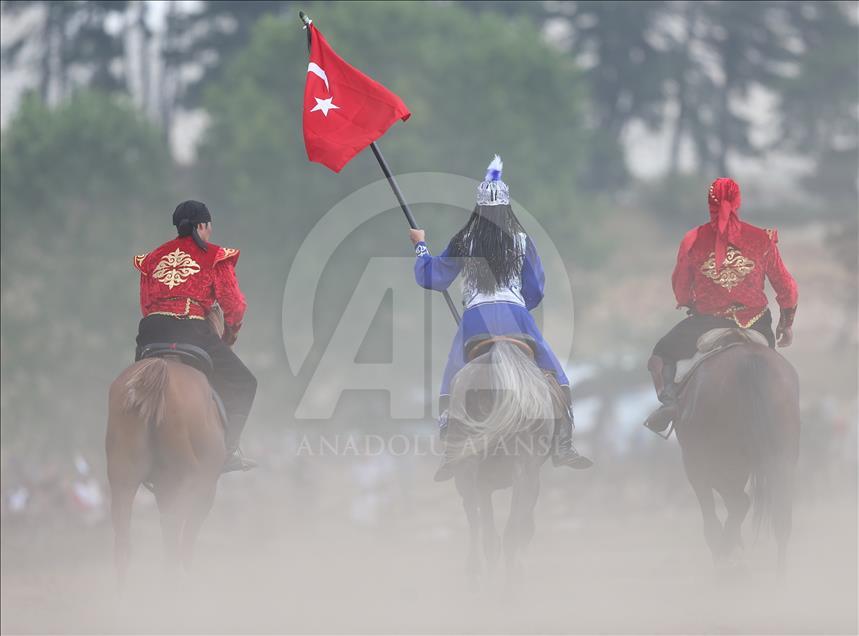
[775, 1, 858, 214]
[159, 1, 292, 109]
[195, 1, 594, 228]
[462, 0, 672, 191]
[1, 91, 172, 447]
[1, 1, 130, 104]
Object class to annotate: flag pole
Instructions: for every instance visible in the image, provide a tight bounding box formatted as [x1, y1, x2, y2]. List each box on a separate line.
[368, 141, 461, 324]
[300, 11, 461, 325]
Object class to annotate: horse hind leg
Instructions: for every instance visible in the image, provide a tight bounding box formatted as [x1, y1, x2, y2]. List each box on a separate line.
[179, 474, 219, 570]
[688, 472, 723, 564]
[503, 466, 540, 585]
[772, 461, 796, 575]
[456, 468, 483, 584]
[155, 482, 185, 567]
[109, 482, 139, 588]
[718, 479, 751, 566]
[479, 488, 500, 575]
[106, 411, 153, 588]
[463, 493, 482, 584]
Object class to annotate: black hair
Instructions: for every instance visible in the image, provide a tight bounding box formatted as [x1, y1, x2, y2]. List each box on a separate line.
[172, 200, 211, 251]
[449, 204, 527, 294]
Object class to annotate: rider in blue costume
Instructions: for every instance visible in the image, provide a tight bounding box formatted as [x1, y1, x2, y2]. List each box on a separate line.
[410, 156, 593, 481]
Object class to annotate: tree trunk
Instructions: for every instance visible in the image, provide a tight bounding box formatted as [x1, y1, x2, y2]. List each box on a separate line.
[138, 2, 151, 115]
[716, 82, 730, 175]
[668, 3, 698, 175]
[57, 3, 68, 101]
[39, 3, 57, 103]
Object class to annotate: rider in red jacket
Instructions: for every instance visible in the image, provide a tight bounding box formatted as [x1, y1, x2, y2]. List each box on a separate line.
[134, 200, 257, 472]
[645, 178, 798, 432]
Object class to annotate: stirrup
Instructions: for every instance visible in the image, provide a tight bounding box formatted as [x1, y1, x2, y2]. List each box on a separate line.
[644, 405, 676, 438]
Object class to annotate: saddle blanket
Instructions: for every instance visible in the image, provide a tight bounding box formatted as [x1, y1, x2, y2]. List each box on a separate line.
[675, 327, 769, 384]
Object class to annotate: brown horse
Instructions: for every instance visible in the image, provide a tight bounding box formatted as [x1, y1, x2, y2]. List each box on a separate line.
[675, 333, 800, 572]
[106, 309, 226, 582]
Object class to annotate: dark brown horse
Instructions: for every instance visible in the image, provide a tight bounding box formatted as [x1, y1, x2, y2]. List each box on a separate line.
[106, 309, 226, 582]
[447, 340, 563, 584]
[676, 333, 800, 571]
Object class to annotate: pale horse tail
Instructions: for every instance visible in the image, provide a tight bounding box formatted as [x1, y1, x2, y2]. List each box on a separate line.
[123, 358, 170, 429]
[448, 341, 558, 459]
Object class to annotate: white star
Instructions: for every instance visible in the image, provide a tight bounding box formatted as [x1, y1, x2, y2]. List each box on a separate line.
[310, 96, 339, 116]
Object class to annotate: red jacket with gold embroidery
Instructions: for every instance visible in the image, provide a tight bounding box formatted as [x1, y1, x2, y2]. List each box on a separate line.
[134, 236, 246, 330]
[672, 221, 798, 328]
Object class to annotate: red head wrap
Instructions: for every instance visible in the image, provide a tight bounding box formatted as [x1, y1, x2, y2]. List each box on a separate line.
[708, 177, 742, 271]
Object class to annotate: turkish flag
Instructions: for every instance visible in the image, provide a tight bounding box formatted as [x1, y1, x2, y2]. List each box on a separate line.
[303, 24, 411, 173]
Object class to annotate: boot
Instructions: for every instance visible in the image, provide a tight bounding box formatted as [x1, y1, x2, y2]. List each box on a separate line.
[644, 359, 678, 434]
[552, 409, 594, 469]
[222, 413, 257, 473]
[434, 416, 465, 482]
[437, 395, 450, 441]
[551, 384, 593, 469]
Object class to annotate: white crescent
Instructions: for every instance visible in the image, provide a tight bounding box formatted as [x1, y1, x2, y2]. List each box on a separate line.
[307, 62, 329, 92]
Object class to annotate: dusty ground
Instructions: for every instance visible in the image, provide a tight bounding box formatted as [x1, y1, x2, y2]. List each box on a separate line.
[2, 457, 856, 635]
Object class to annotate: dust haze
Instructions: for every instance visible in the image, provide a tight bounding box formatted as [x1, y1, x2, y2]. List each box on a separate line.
[2, 0, 858, 633]
[2, 424, 856, 634]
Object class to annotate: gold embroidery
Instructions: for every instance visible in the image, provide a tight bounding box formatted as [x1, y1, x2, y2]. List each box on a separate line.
[146, 298, 204, 319]
[215, 247, 239, 263]
[718, 305, 767, 329]
[133, 253, 148, 273]
[152, 249, 201, 289]
[148, 312, 205, 320]
[700, 246, 755, 290]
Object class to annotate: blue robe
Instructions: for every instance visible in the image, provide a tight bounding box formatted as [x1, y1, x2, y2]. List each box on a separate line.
[414, 238, 570, 397]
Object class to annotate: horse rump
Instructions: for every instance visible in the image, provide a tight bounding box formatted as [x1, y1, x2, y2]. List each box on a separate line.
[448, 341, 557, 461]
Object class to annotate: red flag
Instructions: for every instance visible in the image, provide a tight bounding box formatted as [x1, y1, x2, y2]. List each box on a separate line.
[303, 24, 411, 173]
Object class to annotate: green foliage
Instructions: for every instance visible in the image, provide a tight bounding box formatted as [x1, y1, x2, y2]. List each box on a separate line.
[1, 91, 173, 448]
[461, 1, 672, 190]
[635, 173, 710, 228]
[195, 1, 597, 256]
[1, 91, 170, 216]
[774, 2, 858, 216]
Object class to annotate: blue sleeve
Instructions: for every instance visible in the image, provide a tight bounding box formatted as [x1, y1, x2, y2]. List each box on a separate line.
[521, 237, 545, 310]
[413, 240, 462, 291]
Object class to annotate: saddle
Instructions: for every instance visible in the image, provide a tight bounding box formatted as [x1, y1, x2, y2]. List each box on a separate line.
[136, 343, 226, 427]
[675, 327, 769, 385]
[137, 342, 213, 376]
[464, 333, 537, 362]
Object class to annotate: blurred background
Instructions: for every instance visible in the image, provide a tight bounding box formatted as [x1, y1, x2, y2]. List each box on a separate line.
[1, 1, 857, 633]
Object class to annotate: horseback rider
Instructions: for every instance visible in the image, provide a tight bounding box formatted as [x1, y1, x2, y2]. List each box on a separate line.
[644, 177, 799, 433]
[410, 156, 593, 481]
[133, 200, 257, 472]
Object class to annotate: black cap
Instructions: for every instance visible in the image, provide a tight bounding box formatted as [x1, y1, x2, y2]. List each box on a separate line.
[172, 200, 211, 229]
[172, 200, 212, 251]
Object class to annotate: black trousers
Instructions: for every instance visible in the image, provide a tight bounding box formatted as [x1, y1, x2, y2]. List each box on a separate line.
[136, 315, 257, 449]
[652, 309, 776, 363]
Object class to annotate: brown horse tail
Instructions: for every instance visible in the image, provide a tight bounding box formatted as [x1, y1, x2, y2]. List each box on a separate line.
[123, 358, 170, 429]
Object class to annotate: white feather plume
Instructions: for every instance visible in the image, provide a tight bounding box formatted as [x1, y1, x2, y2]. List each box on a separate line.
[485, 154, 503, 182]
